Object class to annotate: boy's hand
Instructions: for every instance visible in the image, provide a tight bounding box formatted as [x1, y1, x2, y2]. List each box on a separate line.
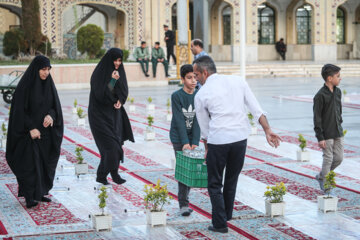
[319, 140, 326, 149]
[182, 144, 191, 150]
[191, 145, 198, 149]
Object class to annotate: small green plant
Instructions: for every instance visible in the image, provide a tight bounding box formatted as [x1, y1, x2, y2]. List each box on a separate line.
[73, 99, 78, 108]
[343, 89, 347, 96]
[147, 97, 153, 104]
[298, 134, 307, 151]
[2, 123, 7, 137]
[264, 182, 287, 203]
[77, 107, 86, 119]
[147, 115, 154, 127]
[144, 179, 172, 212]
[324, 171, 336, 197]
[130, 97, 134, 104]
[166, 99, 171, 114]
[248, 113, 255, 127]
[75, 146, 84, 164]
[98, 186, 108, 215]
[343, 129, 347, 136]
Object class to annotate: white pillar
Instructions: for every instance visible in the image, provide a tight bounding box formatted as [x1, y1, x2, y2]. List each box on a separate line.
[193, 0, 209, 52]
[240, 0, 246, 79]
[177, 0, 188, 44]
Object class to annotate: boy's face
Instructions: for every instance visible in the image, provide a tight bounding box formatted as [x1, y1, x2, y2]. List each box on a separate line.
[182, 72, 197, 90]
[328, 72, 341, 86]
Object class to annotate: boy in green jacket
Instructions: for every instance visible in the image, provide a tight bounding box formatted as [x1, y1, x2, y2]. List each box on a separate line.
[151, 42, 170, 78]
[133, 41, 150, 77]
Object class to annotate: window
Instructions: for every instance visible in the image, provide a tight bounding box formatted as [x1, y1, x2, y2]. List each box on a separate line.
[258, 4, 275, 44]
[223, 6, 231, 45]
[296, 4, 312, 44]
[336, 8, 345, 44]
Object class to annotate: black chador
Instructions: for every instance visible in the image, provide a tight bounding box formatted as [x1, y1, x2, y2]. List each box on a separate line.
[6, 56, 64, 208]
[88, 48, 134, 185]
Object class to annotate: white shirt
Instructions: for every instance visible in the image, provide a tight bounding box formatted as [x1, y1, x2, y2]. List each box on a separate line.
[194, 74, 265, 145]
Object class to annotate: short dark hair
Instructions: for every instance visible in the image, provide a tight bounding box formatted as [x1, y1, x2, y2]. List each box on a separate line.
[192, 39, 203, 49]
[155, 41, 160, 45]
[193, 56, 216, 75]
[280, 38, 284, 41]
[141, 41, 146, 45]
[321, 64, 341, 81]
[180, 64, 193, 79]
[163, 24, 168, 28]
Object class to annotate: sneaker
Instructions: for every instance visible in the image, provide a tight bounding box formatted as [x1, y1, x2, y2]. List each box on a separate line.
[208, 225, 228, 233]
[316, 174, 324, 191]
[180, 207, 192, 216]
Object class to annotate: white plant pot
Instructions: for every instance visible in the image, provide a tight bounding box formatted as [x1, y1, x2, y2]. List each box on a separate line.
[77, 118, 86, 126]
[317, 195, 338, 213]
[166, 113, 172, 122]
[147, 104, 155, 111]
[72, 107, 77, 114]
[297, 150, 310, 162]
[344, 96, 350, 103]
[75, 163, 88, 175]
[265, 200, 285, 217]
[146, 210, 167, 227]
[129, 105, 136, 113]
[250, 126, 257, 135]
[1, 138, 6, 149]
[145, 130, 155, 141]
[92, 213, 112, 231]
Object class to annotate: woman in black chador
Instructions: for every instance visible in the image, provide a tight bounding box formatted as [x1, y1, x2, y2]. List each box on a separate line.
[89, 48, 134, 185]
[6, 55, 64, 209]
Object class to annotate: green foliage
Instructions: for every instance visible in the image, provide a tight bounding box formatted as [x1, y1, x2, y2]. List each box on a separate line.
[264, 182, 287, 203]
[3, 29, 27, 56]
[122, 49, 130, 62]
[77, 107, 86, 119]
[130, 97, 134, 104]
[77, 24, 104, 59]
[343, 89, 347, 96]
[247, 113, 255, 127]
[167, 98, 171, 114]
[21, 0, 42, 54]
[143, 179, 172, 212]
[2, 123, 7, 136]
[75, 146, 84, 164]
[95, 49, 106, 59]
[343, 129, 347, 136]
[147, 97, 153, 104]
[298, 134, 307, 151]
[37, 35, 52, 56]
[73, 99, 78, 108]
[147, 115, 154, 127]
[324, 171, 336, 197]
[98, 186, 108, 215]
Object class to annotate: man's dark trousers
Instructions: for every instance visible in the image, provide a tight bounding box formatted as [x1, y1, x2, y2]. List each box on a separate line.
[151, 58, 169, 77]
[207, 139, 247, 228]
[167, 45, 176, 64]
[136, 59, 149, 75]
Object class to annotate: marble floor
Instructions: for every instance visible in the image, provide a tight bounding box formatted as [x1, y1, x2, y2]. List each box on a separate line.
[0, 75, 359, 240]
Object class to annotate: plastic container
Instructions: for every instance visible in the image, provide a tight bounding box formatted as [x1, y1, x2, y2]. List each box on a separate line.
[175, 151, 207, 188]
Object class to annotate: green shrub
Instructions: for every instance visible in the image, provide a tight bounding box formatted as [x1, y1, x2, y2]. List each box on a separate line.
[264, 182, 287, 203]
[77, 24, 104, 59]
[95, 48, 106, 59]
[98, 186, 108, 215]
[3, 29, 27, 56]
[248, 113, 255, 127]
[298, 134, 307, 151]
[144, 179, 172, 212]
[122, 49, 130, 62]
[147, 115, 154, 127]
[324, 171, 336, 197]
[37, 35, 52, 56]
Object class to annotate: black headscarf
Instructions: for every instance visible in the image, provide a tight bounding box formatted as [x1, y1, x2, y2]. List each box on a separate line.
[6, 55, 63, 200]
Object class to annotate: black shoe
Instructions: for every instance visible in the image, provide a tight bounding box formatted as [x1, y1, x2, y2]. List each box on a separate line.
[41, 196, 52, 202]
[96, 177, 109, 185]
[26, 199, 38, 209]
[153, 75, 156, 78]
[145, 73, 150, 77]
[111, 172, 126, 185]
[166, 74, 170, 77]
[208, 225, 228, 233]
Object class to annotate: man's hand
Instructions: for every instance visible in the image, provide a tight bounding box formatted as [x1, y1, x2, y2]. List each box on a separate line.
[43, 115, 53, 128]
[114, 100, 122, 109]
[138, 58, 142, 61]
[265, 129, 282, 148]
[182, 144, 191, 150]
[30, 129, 41, 139]
[319, 140, 326, 149]
[191, 144, 198, 150]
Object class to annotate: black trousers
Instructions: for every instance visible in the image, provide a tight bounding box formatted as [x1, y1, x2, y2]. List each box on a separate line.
[166, 45, 176, 64]
[279, 51, 286, 60]
[207, 139, 247, 228]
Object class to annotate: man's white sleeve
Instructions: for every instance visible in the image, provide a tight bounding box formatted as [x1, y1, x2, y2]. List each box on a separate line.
[195, 94, 210, 141]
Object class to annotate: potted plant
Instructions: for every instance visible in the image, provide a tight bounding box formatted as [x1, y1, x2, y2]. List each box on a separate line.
[166, 98, 172, 121]
[1, 123, 7, 148]
[248, 113, 257, 135]
[74, 146, 88, 175]
[92, 186, 112, 231]
[146, 97, 155, 111]
[318, 171, 338, 213]
[145, 115, 155, 141]
[73, 99, 78, 113]
[77, 107, 86, 126]
[343, 90, 350, 103]
[144, 179, 172, 227]
[297, 134, 310, 161]
[129, 97, 136, 113]
[264, 182, 286, 217]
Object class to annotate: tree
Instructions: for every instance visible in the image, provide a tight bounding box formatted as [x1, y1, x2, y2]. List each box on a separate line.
[3, 28, 27, 57]
[21, 0, 42, 55]
[77, 24, 104, 59]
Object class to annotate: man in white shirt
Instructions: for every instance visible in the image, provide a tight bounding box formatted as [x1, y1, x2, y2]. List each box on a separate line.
[194, 56, 281, 233]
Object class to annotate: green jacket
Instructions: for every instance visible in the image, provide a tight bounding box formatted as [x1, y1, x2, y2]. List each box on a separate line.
[152, 47, 165, 60]
[133, 47, 150, 60]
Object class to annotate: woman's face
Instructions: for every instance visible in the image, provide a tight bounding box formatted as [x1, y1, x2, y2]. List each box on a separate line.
[113, 58, 122, 70]
[39, 67, 50, 80]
